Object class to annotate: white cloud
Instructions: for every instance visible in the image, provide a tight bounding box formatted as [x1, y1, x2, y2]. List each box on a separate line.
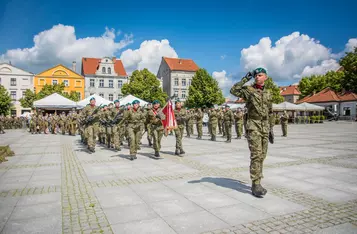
[0, 24, 133, 73]
[120, 39, 178, 74]
[240, 32, 357, 81]
[220, 55, 226, 60]
[212, 70, 235, 97]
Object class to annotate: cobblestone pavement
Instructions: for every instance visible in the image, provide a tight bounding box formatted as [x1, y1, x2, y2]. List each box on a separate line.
[0, 122, 357, 234]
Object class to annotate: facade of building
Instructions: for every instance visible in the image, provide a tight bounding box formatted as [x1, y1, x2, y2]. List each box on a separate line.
[157, 57, 199, 101]
[296, 87, 357, 119]
[0, 63, 34, 116]
[279, 85, 301, 103]
[81, 57, 128, 101]
[34, 64, 85, 100]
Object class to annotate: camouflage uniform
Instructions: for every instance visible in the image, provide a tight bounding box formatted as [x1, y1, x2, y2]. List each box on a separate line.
[98, 109, 107, 144]
[234, 109, 244, 139]
[174, 106, 187, 155]
[223, 107, 234, 142]
[119, 103, 145, 160]
[69, 110, 78, 136]
[280, 111, 289, 137]
[208, 108, 218, 141]
[112, 105, 124, 151]
[0, 115, 5, 134]
[195, 108, 204, 139]
[59, 113, 67, 135]
[217, 110, 223, 135]
[230, 69, 274, 197]
[148, 105, 165, 156]
[82, 105, 100, 152]
[145, 105, 153, 146]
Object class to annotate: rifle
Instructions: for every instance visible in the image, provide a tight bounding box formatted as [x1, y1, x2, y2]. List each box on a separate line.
[84, 105, 102, 125]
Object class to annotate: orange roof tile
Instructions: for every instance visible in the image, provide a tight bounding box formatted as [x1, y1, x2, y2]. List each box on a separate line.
[81, 57, 127, 76]
[296, 88, 357, 104]
[163, 57, 199, 72]
[280, 85, 301, 96]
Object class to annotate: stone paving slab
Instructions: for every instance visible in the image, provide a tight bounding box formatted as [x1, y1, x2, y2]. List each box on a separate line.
[0, 122, 356, 233]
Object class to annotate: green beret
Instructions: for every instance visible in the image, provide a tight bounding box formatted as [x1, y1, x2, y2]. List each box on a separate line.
[253, 67, 267, 75]
[90, 97, 95, 101]
[132, 100, 140, 105]
[102, 105, 107, 108]
[114, 100, 119, 103]
[175, 98, 181, 103]
[152, 100, 160, 105]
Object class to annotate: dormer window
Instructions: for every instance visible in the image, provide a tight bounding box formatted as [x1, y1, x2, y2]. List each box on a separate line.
[108, 67, 111, 74]
[102, 67, 106, 73]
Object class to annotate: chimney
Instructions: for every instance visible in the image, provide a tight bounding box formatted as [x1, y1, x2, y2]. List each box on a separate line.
[179, 59, 182, 64]
[72, 61, 76, 72]
[112, 57, 116, 62]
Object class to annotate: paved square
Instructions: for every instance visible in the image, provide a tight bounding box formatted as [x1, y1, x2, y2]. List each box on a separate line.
[0, 122, 357, 233]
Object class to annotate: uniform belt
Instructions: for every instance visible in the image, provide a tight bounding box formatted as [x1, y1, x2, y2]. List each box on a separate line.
[249, 115, 268, 121]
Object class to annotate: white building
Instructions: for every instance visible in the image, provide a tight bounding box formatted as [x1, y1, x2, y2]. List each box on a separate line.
[157, 57, 199, 101]
[81, 57, 129, 101]
[0, 63, 34, 116]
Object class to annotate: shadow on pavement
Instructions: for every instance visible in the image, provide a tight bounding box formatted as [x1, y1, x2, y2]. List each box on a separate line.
[188, 177, 252, 194]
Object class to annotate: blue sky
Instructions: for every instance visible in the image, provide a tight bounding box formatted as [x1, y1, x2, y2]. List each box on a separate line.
[1, 0, 356, 93]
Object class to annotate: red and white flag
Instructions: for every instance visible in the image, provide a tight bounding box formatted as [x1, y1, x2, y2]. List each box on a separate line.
[161, 100, 177, 136]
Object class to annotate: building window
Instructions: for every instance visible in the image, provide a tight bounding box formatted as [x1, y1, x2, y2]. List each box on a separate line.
[75, 80, 82, 87]
[90, 79, 95, 87]
[118, 80, 123, 88]
[99, 79, 104, 87]
[90, 93, 94, 96]
[182, 79, 186, 86]
[188, 79, 191, 86]
[99, 93, 104, 98]
[11, 91, 16, 100]
[108, 67, 111, 74]
[109, 80, 113, 88]
[118, 94, 123, 100]
[10, 78, 16, 86]
[63, 80, 69, 87]
[174, 78, 179, 86]
[22, 91, 26, 98]
[102, 67, 106, 73]
[77, 92, 81, 100]
[343, 107, 351, 116]
[182, 90, 186, 99]
[39, 79, 45, 86]
[174, 88, 179, 97]
[109, 94, 113, 101]
[52, 80, 58, 85]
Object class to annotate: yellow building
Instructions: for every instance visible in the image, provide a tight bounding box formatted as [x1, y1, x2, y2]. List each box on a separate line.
[34, 64, 85, 100]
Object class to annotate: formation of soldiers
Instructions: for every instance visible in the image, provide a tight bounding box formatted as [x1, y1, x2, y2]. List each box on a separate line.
[0, 115, 25, 133]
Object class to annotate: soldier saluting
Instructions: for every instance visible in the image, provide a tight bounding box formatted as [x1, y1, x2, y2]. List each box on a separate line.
[230, 67, 274, 198]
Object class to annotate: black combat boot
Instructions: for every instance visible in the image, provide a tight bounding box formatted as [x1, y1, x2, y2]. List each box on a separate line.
[154, 151, 160, 157]
[251, 183, 267, 198]
[130, 154, 136, 160]
[180, 149, 185, 155]
[175, 149, 180, 155]
[148, 139, 152, 147]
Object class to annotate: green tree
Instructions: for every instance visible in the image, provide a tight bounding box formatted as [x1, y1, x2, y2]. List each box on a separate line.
[299, 71, 344, 98]
[36, 83, 67, 100]
[340, 47, 357, 93]
[186, 68, 225, 107]
[121, 69, 168, 104]
[63, 91, 80, 102]
[19, 89, 36, 108]
[265, 77, 284, 104]
[0, 85, 12, 115]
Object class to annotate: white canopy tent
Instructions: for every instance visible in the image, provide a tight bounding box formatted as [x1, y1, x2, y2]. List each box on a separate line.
[226, 103, 246, 110]
[33, 93, 77, 109]
[298, 102, 325, 111]
[273, 101, 305, 111]
[119, 95, 148, 107]
[76, 94, 111, 108]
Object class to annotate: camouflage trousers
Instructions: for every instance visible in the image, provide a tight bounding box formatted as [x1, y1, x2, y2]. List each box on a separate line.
[189, 123, 194, 135]
[30, 122, 37, 133]
[146, 123, 152, 145]
[106, 126, 113, 147]
[113, 125, 122, 150]
[59, 122, 66, 135]
[0, 124, 4, 133]
[98, 125, 106, 144]
[247, 130, 268, 184]
[210, 122, 217, 139]
[69, 122, 77, 135]
[221, 121, 226, 136]
[235, 121, 243, 137]
[50, 122, 57, 134]
[151, 125, 164, 152]
[128, 124, 141, 155]
[174, 125, 185, 150]
[281, 123, 287, 136]
[196, 122, 203, 138]
[85, 124, 99, 149]
[224, 121, 232, 140]
[43, 122, 49, 133]
[218, 119, 222, 134]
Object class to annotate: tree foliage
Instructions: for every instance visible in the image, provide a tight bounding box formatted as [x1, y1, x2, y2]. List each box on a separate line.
[264, 77, 285, 104]
[299, 71, 344, 98]
[340, 47, 357, 93]
[186, 68, 225, 108]
[0, 85, 12, 115]
[19, 83, 80, 108]
[121, 69, 168, 105]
